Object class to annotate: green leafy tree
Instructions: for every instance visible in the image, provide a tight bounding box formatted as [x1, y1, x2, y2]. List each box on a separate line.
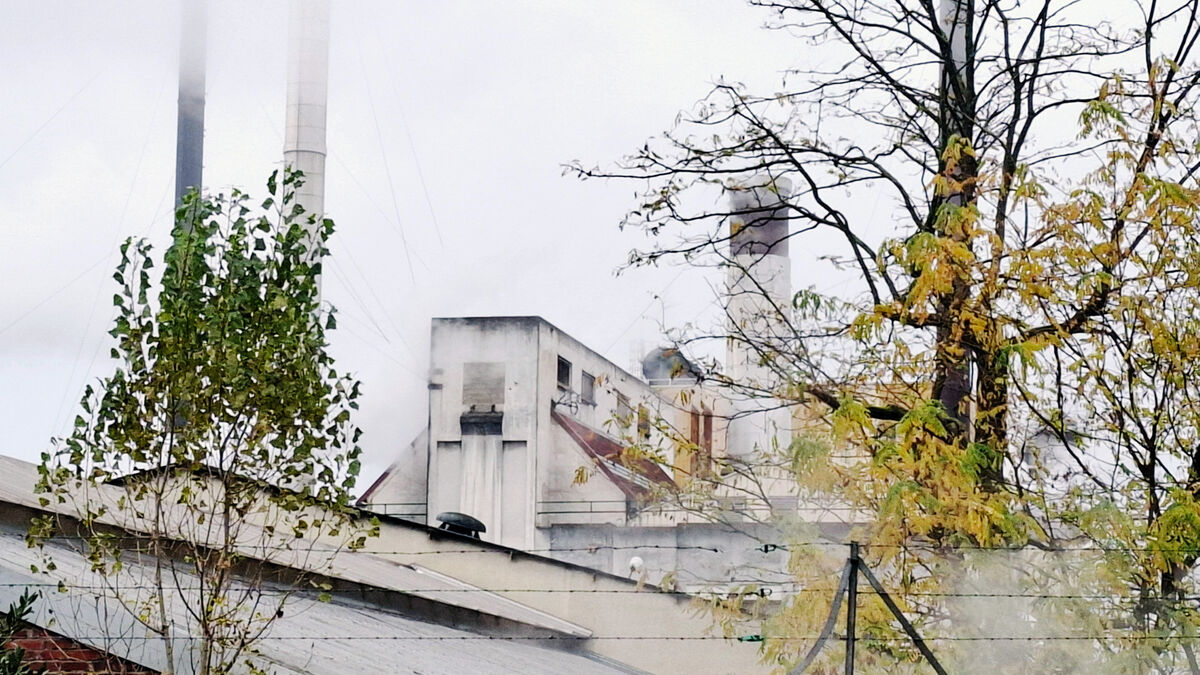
[0, 591, 42, 675]
[576, 0, 1200, 671]
[32, 170, 370, 674]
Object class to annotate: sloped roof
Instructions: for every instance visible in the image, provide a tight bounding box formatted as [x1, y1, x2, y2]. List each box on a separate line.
[357, 463, 395, 504]
[0, 455, 590, 639]
[0, 530, 632, 675]
[551, 411, 675, 502]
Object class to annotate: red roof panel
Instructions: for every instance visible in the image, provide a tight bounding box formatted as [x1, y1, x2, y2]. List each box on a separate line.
[551, 410, 675, 502]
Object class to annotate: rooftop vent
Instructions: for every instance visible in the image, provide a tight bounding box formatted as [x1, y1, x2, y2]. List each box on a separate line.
[641, 347, 702, 384]
[435, 511, 487, 539]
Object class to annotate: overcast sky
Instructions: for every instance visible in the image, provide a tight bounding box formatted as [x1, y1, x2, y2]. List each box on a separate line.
[0, 1, 812, 484]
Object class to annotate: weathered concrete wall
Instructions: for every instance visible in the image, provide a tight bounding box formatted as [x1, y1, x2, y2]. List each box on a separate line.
[404, 316, 671, 550]
[360, 428, 429, 522]
[539, 422, 627, 525]
[543, 522, 791, 593]
[354, 519, 773, 675]
[425, 317, 540, 549]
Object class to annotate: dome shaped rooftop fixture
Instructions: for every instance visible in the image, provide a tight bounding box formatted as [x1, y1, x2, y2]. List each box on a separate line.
[435, 511, 487, 539]
[641, 347, 702, 384]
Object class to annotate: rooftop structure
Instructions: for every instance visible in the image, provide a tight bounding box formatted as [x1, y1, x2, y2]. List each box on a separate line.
[0, 454, 768, 674]
[357, 315, 834, 594]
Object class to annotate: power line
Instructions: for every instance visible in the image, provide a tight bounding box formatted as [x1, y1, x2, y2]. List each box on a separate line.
[0, 583, 1184, 601]
[353, 22, 416, 285]
[28, 536, 721, 555]
[35, 531, 1200, 556]
[759, 540, 1200, 554]
[0, 251, 119, 340]
[329, 230, 418, 361]
[604, 268, 688, 354]
[0, 634, 750, 641]
[326, 260, 394, 343]
[334, 319, 425, 380]
[52, 67, 172, 437]
[13, 633, 1200, 642]
[0, 177, 173, 345]
[0, 71, 102, 173]
[0, 583, 693, 595]
[369, 21, 444, 249]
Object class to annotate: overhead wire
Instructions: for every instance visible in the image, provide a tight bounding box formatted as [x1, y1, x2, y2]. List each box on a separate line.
[325, 258, 395, 344]
[10, 633, 1200, 643]
[0, 582, 1183, 601]
[369, 20, 444, 249]
[26, 536, 722, 556]
[0, 71, 102, 173]
[330, 231, 418, 361]
[32, 531, 1200, 555]
[51, 67, 171, 437]
[0, 251, 119, 340]
[335, 318, 424, 380]
[352, 15, 416, 285]
[604, 268, 689, 354]
[252, 101, 420, 374]
[25, 535, 1200, 593]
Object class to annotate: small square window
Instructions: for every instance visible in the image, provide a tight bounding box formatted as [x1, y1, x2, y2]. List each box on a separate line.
[557, 356, 572, 390]
[581, 371, 596, 404]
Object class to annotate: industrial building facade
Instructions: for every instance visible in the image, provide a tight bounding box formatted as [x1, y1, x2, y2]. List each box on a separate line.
[357, 179, 837, 592]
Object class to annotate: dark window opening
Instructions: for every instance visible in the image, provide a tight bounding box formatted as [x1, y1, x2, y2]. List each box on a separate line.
[557, 356, 571, 391]
[699, 411, 713, 477]
[684, 410, 713, 478]
[581, 371, 596, 404]
[616, 391, 632, 430]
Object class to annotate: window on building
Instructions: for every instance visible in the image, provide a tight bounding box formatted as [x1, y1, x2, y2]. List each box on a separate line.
[637, 405, 651, 440]
[580, 371, 596, 404]
[682, 410, 713, 479]
[681, 411, 701, 480]
[699, 411, 713, 477]
[616, 391, 632, 430]
[557, 356, 571, 391]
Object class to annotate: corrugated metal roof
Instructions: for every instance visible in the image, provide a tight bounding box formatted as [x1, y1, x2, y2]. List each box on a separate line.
[0, 530, 633, 675]
[0, 456, 590, 638]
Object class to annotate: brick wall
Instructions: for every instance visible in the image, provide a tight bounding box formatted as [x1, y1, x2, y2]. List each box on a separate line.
[5, 624, 157, 674]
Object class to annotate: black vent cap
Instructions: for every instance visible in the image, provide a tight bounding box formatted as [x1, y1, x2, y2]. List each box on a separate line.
[435, 511, 487, 539]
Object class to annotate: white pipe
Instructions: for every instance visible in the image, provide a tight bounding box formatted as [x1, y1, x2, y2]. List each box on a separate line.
[725, 177, 792, 460]
[939, 0, 969, 90]
[284, 0, 331, 259]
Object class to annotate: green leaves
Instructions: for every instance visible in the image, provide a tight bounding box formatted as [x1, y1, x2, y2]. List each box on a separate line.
[35, 169, 372, 675]
[959, 442, 998, 482]
[0, 590, 41, 675]
[896, 400, 950, 439]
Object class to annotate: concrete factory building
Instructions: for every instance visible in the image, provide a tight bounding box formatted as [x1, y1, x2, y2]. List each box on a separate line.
[358, 179, 845, 591]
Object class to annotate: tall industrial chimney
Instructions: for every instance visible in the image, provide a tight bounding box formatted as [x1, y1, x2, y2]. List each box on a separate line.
[724, 177, 793, 460]
[283, 0, 331, 264]
[174, 0, 207, 207]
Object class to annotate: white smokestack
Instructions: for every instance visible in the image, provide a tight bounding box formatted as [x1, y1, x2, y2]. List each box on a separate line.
[284, 0, 331, 262]
[938, 0, 969, 78]
[725, 176, 792, 460]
